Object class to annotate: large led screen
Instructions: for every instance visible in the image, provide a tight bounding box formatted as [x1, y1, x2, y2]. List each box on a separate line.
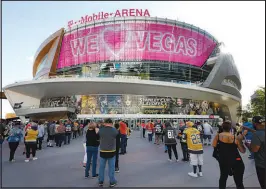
[39, 95, 231, 120]
[58, 22, 217, 69]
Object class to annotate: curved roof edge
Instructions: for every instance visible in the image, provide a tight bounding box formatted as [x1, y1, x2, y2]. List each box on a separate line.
[64, 16, 219, 43]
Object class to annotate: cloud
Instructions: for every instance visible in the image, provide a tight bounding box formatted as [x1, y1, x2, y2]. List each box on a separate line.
[26, 56, 34, 63]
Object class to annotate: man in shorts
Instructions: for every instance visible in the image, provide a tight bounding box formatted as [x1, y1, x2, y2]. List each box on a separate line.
[183, 121, 204, 177]
[202, 121, 213, 145]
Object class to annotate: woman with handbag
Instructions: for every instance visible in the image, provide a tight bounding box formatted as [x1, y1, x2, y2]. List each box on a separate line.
[212, 121, 246, 189]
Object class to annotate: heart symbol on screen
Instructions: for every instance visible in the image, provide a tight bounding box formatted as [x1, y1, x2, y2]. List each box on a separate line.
[102, 25, 131, 58]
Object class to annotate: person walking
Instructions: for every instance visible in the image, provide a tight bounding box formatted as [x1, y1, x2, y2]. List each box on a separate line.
[202, 121, 213, 145]
[85, 122, 100, 178]
[98, 118, 118, 187]
[126, 126, 131, 149]
[119, 120, 127, 155]
[37, 120, 45, 150]
[23, 122, 32, 154]
[82, 121, 89, 167]
[6, 122, 23, 162]
[164, 121, 179, 162]
[73, 121, 79, 139]
[178, 122, 189, 161]
[250, 116, 265, 189]
[114, 123, 121, 173]
[242, 117, 255, 159]
[24, 124, 39, 162]
[146, 121, 154, 142]
[48, 121, 56, 147]
[65, 120, 72, 145]
[196, 121, 204, 143]
[0, 119, 7, 145]
[212, 121, 246, 189]
[54, 121, 60, 147]
[56, 121, 66, 147]
[183, 121, 204, 177]
[154, 120, 163, 145]
[141, 121, 146, 138]
[46, 121, 51, 143]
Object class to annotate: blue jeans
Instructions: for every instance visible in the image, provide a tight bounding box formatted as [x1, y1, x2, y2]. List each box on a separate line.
[99, 156, 117, 184]
[148, 133, 153, 142]
[120, 134, 127, 154]
[85, 146, 98, 177]
[164, 145, 168, 151]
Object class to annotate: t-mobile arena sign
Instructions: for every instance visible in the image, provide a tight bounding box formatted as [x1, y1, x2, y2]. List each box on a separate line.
[58, 23, 217, 69]
[67, 9, 150, 28]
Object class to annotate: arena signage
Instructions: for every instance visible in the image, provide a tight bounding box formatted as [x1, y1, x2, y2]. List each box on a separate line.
[68, 9, 150, 28]
[58, 23, 217, 68]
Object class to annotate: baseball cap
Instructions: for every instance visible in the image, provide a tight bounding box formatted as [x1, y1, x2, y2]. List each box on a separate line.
[252, 116, 265, 124]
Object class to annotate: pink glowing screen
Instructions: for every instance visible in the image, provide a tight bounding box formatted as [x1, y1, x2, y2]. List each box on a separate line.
[57, 23, 217, 69]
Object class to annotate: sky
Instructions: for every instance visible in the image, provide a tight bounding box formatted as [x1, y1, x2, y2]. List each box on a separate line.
[1, 1, 265, 118]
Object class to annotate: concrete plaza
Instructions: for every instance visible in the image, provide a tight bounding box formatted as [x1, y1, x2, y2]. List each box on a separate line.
[1, 131, 260, 187]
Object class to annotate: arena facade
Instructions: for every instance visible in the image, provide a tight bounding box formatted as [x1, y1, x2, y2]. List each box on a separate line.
[3, 11, 242, 125]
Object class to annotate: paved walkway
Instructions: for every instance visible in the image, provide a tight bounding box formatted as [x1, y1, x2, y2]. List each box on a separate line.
[1, 131, 260, 187]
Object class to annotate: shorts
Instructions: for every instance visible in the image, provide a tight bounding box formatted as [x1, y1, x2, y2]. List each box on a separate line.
[190, 153, 203, 166]
[203, 135, 212, 140]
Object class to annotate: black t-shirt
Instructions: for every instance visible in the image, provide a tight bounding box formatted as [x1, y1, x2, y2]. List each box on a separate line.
[155, 123, 163, 135]
[86, 129, 100, 147]
[164, 127, 177, 144]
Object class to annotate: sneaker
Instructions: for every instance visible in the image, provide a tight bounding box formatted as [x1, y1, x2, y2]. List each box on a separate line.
[115, 168, 120, 173]
[110, 182, 117, 188]
[204, 143, 207, 146]
[168, 159, 172, 162]
[188, 172, 198, 178]
[25, 159, 30, 162]
[33, 157, 38, 160]
[12, 159, 15, 162]
[208, 144, 211, 146]
[98, 182, 104, 187]
[92, 174, 99, 178]
[176, 159, 179, 162]
[198, 172, 203, 177]
[164, 150, 167, 153]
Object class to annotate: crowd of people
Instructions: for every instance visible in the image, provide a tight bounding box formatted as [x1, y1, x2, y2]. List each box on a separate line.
[140, 117, 265, 189]
[0, 116, 264, 188]
[0, 119, 85, 162]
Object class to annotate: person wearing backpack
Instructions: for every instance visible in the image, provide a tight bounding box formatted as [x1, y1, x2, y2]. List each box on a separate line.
[212, 121, 246, 189]
[65, 120, 73, 145]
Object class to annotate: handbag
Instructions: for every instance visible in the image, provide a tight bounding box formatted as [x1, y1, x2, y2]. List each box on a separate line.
[212, 134, 220, 161]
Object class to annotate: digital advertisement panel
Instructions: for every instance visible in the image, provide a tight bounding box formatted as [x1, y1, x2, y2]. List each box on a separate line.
[40, 95, 230, 119]
[58, 22, 217, 69]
